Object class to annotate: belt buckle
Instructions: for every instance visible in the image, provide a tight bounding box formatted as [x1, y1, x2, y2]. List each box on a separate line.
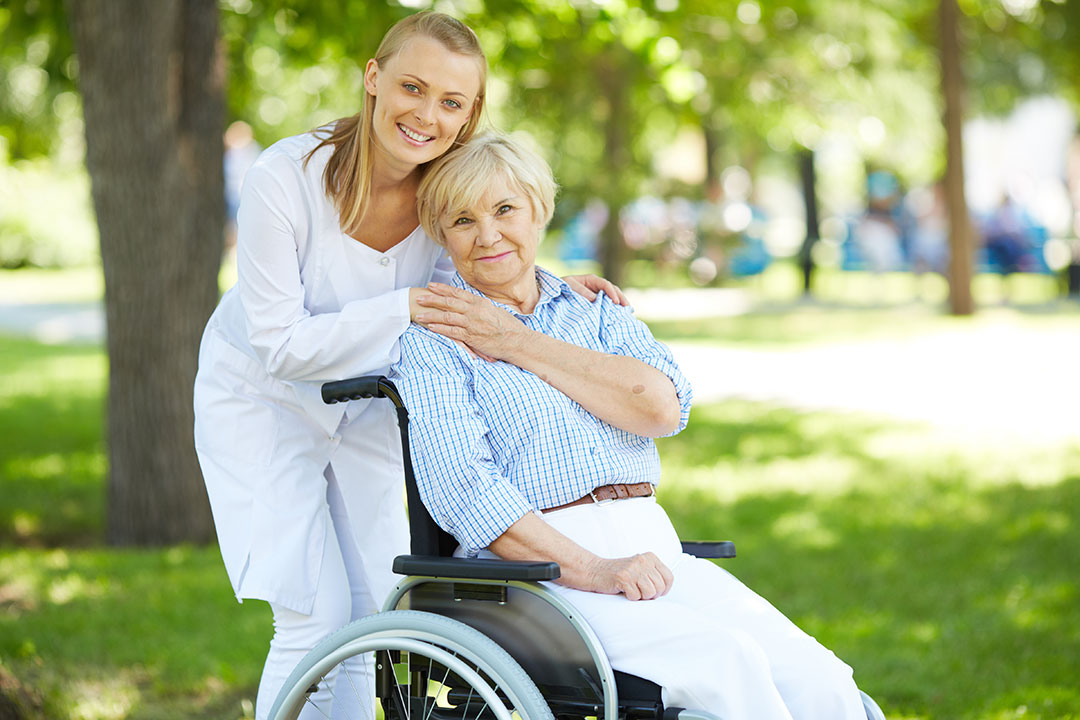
[589, 488, 616, 506]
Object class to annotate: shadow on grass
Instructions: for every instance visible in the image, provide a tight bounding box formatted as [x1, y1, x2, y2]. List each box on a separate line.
[658, 404, 1080, 720]
[0, 545, 271, 720]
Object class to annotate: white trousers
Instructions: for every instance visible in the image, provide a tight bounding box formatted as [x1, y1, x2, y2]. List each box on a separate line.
[253, 464, 390, 720]
[537, 497, 865, 720]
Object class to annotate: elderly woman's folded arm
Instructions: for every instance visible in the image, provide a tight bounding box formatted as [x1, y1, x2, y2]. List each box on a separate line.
[498, 331, 682, 437]
[490, 512, 675, 601]
[414, 284, 686, 438]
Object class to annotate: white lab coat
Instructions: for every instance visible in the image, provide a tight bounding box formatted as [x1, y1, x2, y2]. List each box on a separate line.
[194, 131, 451, 614]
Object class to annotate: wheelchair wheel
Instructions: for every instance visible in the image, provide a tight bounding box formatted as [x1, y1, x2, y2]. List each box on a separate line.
[268, 610, 553, 720]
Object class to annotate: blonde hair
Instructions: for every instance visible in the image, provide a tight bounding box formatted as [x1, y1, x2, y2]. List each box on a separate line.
[305, 12, 486, 236]
[417, 132, 557, 247]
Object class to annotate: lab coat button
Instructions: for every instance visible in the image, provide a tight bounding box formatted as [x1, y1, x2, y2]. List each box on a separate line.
[379, 257, 390, 266]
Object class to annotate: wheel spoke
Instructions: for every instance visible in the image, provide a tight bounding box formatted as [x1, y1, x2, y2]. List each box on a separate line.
[302, 681, 334, 719]
[423, 656, 453, 720]
[391, 651, 409, 720]
[340, 657, 367, 720]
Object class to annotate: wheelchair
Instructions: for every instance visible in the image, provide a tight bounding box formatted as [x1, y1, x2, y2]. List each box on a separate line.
[268, 376, 887, 720]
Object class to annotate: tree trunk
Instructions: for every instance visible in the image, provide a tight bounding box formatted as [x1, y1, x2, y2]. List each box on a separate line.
[797, 149, 819, 295]
[596, 51, 632, 287]
[71, 0, 224, 545]
[939, 0, 975, 315]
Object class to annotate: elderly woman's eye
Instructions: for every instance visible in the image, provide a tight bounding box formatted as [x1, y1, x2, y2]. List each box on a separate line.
[453, 216, 473, 226]
[497, 204, 514, 215]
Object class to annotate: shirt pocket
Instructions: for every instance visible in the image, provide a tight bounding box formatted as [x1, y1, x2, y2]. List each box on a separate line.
[194, 331, 282, 466]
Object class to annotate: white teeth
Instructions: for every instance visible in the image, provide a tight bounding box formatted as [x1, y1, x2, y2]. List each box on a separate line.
[399, 125, 433, 142]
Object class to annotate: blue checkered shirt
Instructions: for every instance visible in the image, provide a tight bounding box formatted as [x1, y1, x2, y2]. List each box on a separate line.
[390, 267, 692, 556]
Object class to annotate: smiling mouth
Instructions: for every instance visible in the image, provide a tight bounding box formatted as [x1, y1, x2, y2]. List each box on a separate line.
[398, 124, 435, 143]
[476, 251, 512, 263]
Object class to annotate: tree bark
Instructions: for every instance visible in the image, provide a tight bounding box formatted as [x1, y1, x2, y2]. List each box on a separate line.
[71, 0, 224, 545]
[939, 0, 975, 315]
[797, 149, 819, 295]
[596, 50, 632, 287]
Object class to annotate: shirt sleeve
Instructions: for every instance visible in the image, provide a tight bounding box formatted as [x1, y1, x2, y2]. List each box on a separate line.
[392, 328, 533, 556]
[595, 292, 693, 436]
[235, 153, 413, 383]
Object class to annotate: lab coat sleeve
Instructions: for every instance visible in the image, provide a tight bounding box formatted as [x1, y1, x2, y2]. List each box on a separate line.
[235, 155, 414, 383]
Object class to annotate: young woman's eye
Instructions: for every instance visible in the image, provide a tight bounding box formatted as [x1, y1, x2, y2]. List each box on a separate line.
[403, 83, 420, 93]
[443, 98, 462, 110]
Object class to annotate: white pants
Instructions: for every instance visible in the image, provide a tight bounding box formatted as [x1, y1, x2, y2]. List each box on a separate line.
[253, 466, 383, 720]
[527, 497, 865, 720]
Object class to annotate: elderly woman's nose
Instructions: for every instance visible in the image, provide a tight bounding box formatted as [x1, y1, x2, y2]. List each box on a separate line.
[475, 220, 501, 246]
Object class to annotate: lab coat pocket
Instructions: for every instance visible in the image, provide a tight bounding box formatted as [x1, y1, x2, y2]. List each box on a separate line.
[194, 332, 281, 466]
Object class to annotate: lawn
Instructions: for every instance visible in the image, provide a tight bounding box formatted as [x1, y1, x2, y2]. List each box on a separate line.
[1, 300, 1078, 719]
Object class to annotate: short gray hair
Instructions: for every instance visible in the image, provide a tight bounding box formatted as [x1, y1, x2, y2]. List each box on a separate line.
[417, 131, 557, 246]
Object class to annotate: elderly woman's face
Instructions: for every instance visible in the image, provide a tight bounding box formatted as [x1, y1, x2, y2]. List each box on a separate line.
[441, 176, 542, 296]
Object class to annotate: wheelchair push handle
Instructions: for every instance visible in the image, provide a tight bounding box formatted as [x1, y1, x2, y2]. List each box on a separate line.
[321, 375, 405, 408]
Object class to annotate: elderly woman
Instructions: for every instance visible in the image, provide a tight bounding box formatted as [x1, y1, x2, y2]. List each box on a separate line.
[389, 133, 867, 720]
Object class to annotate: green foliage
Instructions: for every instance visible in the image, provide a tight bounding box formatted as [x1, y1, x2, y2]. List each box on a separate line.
[0, 160, 98, 268]
[0, 0, 78, 161]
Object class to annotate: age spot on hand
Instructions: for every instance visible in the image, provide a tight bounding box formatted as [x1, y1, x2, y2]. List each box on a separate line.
[632, 384, 645, 394]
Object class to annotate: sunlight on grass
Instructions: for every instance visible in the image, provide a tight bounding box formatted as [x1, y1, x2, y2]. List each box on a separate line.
[0, 546, 270, 719]
[67, 674, 139, 720]
[657, 399, 1080, 720]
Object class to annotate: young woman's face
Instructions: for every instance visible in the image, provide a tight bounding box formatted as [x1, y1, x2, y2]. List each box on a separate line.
[364, 36, 482, 172]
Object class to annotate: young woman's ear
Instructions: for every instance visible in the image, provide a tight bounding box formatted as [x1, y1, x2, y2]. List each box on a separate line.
[363, 59, 380, 96]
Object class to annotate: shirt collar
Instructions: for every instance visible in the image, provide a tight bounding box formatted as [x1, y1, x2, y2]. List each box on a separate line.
[449, 266, 572, 316]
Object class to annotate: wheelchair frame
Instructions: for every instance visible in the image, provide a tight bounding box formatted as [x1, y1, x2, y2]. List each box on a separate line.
[267, 376, 885, 720]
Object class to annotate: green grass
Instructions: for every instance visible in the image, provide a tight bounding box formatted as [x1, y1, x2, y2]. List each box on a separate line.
[0, 335, 106, 546]
[1, 313, 1079, 719]
[657, 403, 1080, 720]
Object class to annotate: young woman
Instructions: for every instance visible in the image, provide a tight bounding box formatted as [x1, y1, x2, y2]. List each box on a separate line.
[193, 12, 622, 719]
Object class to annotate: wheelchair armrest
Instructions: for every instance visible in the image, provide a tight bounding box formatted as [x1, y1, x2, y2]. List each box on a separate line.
[681, 541, 736, 559]
[393, 554, 561, 581]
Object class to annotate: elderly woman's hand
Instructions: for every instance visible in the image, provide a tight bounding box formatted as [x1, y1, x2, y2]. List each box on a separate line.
[411, 282, 527, 360]
[587, 552, 674, 601]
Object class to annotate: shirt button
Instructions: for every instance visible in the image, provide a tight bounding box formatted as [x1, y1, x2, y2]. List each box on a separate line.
[379, 257, 390, 266]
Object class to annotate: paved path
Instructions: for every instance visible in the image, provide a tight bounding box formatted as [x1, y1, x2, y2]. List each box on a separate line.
[666, 329, 1080, 441]
[3, 293, 1078, 440]
[0, 301, 105, 344]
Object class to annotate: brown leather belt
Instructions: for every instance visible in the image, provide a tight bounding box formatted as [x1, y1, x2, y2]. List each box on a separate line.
[541, 482, 655, 514]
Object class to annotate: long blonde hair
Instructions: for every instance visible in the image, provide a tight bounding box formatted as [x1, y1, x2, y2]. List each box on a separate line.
[305, 12, 486, 235]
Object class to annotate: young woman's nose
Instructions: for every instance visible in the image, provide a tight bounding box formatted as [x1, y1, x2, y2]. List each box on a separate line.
[414, 97, 438, 127]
